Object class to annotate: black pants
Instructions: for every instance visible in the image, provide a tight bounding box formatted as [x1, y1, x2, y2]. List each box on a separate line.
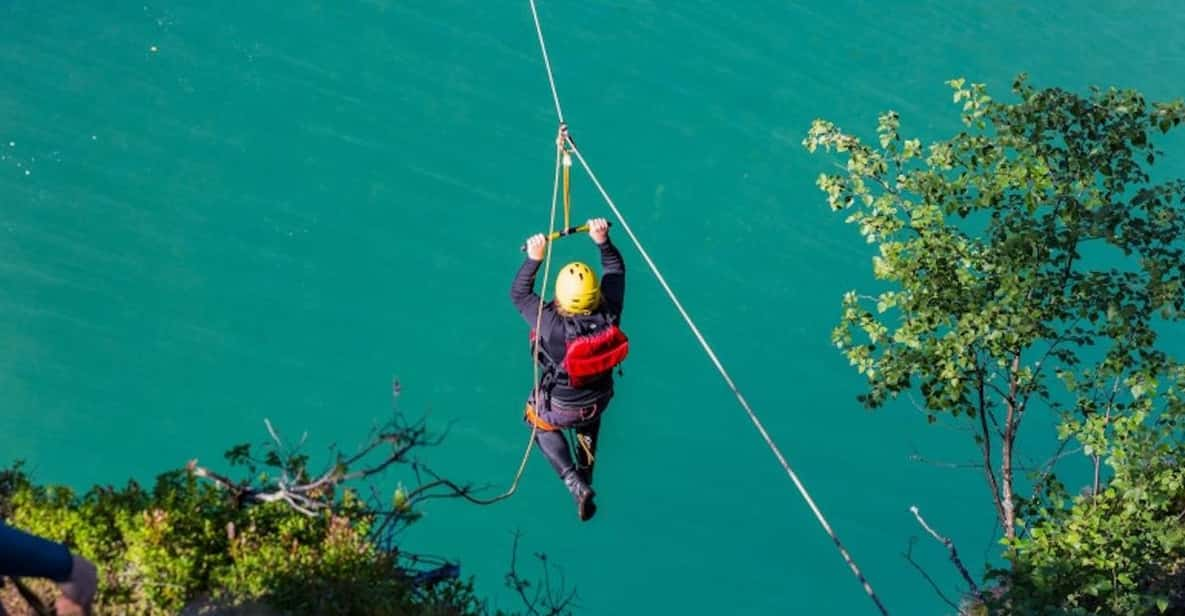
[525, 391, 609, 487]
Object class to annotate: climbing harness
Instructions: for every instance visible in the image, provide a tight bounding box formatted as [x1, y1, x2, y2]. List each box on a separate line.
[523, 313, 625, 439]
[514, 2, 892, 614]
[523, 401, 558, 432]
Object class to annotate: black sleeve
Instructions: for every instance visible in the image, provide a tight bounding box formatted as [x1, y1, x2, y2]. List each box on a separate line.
[510, 256, 544, 325]
[598, 239, 625, 317]
[511, 256, 563, 342]
[0, 521, 74, 581]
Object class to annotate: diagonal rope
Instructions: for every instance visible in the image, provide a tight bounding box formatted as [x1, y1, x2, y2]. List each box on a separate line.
[526, 1, 890, 613]
[566, 141, 889, 614]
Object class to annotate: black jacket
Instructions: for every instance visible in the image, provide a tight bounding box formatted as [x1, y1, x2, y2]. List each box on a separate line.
[510, 239, 625, 406]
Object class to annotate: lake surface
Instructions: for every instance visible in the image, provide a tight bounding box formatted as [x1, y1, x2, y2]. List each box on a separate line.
[3, 2, 1184, 614]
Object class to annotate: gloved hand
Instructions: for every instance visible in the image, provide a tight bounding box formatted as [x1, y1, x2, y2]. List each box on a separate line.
[587, 218, 609, 245]
[525, 233, 547, 261]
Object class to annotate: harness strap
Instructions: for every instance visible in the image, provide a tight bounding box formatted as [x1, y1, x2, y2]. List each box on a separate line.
[524, 402, 559, 432]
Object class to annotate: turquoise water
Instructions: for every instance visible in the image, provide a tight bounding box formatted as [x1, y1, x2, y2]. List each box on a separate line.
[3, 2, 1185, 614]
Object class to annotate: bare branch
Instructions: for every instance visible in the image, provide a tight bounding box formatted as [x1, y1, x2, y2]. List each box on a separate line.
[186, 459, 250, 503]
[264, 417, 284, 450]
[910, 505, 985, 604]
[1017, 440, 1084, 540]
[1019, 444, 1083, 478]
[1043, 440, 1083, 471]
[189, 413, 503, 530]
[907, 393, 977, 436]
[1018, 318, 1083, 417]
[505, 531, 577, 616]
[902, 537, 962, 613]
[179, 379, 583, 614]
[907, 448, 983, 470]
[1092, 375, 1122, 497]
[976, 365, 1008, 528]
[985, 408, 1004, 439]
[984, 380, 1012, 408]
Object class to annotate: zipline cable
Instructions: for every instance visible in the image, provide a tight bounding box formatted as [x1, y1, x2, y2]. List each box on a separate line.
[525, 2, 890, 613]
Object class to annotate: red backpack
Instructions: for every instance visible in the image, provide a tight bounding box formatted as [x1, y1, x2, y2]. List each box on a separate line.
[529, 312, 629, 388]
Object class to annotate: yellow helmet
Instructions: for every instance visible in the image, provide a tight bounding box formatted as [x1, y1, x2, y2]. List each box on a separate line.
[554, 262, 600, 315]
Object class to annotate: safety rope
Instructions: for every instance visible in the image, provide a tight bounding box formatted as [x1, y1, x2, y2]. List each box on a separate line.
[562, 146, 572, 229]
[460, 128, 566, 506]
[525, 2, 890, 614]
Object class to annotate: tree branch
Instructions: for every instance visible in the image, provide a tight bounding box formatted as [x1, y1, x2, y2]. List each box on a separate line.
[1018, 318, 1083, 418]
[188, 411, 495, 546]
[1023, 442, 1083, 484]
[1093, 375, 1122, 497]
[504, 531, 577, 616]
[983, 380, 1012, 407]
[908, 448, 983, 470]
[1017, 439, 1085, 541]
[908, 393, 978, 436]
[976, 365, 1008, 528]
[985, 408, 1004, 439]
[910, 505, 985, 603]
[902, 538, 962, 613]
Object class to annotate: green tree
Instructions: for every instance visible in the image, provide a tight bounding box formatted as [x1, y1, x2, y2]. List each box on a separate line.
[804, 75, 1185, 614]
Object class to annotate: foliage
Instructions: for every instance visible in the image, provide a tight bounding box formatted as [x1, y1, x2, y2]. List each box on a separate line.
[1, 458, 481, 616]
[804, 74, 1185, 614]
[998, 364, 1185, 615]
[1, 408, 575, 615]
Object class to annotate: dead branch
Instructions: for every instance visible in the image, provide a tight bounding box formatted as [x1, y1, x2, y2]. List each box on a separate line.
[910, 505, 985, 604]
[183, 378, 584, 614]
[908, 448, 983, 470]
[1021, 321, 1082, 414]
[505, 531, 577, 616]
[186, 402, 507, 564]
[1027, 441, 1084, 503]
[902, 538, 962, 613]
[907, 393, 977, 436]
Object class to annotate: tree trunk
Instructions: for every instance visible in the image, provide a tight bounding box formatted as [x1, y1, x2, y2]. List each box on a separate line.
[1001, 354, 1020, 541]
[1001, 423, 1016, 541]
[976, 362, 1008, 532]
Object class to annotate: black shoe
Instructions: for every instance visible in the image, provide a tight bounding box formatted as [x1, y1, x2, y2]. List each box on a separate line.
[563, 470, 597, 521]
[577, 463, 595, 488]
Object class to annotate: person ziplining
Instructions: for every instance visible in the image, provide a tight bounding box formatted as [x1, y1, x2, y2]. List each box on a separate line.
[510, 216, 628, 522]
[484, 2, 891, 611]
